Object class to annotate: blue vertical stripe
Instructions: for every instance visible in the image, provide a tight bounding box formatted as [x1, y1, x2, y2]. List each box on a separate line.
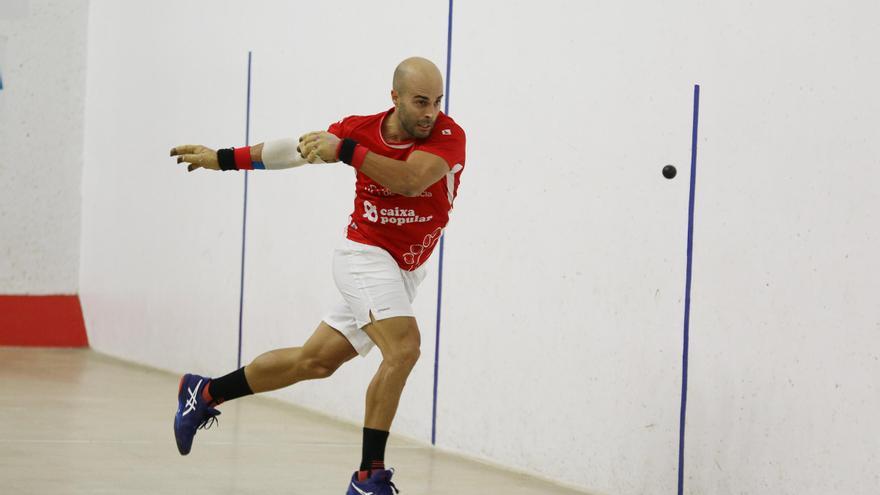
[237, 51, 253, 369]
[432, 0, 454, 447]
[677, 84, 700, 495]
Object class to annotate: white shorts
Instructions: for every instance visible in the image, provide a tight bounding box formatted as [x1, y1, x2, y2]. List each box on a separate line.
[323, 239, 428, 356]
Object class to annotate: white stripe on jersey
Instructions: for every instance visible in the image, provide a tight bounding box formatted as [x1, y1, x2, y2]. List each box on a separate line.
[446, 163, 464, 205]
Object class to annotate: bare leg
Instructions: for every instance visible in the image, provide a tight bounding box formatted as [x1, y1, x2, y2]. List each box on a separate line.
[243, 321, 358, 393]
[361, 315, 421, 430]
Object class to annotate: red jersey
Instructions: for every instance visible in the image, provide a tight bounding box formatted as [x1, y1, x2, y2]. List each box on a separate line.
[327, 108, 466, 271]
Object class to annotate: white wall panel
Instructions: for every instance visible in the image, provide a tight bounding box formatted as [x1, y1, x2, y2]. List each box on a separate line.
[685, 2, 880, 494]
[442, 2, 696, 492]
[81, 0, 252, 373]
[0, 0, 88, 293]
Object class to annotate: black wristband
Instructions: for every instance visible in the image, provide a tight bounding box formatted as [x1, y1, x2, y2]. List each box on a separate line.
[217, 148, 236, 171]
[338, 138, 358, 165]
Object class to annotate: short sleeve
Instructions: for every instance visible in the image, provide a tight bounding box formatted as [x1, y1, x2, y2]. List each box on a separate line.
[414, 123, 466, 170]
[327, 118, 349, 138]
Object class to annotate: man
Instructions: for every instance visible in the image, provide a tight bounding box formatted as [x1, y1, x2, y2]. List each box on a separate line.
[169, 56, 466, 495]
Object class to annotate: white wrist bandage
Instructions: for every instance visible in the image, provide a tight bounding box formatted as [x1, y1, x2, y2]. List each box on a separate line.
[261, 138, 323, 169]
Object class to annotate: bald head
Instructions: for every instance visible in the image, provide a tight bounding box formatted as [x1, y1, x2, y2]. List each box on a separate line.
[390, 57, 444, 139]
[392, 57, 443, 95]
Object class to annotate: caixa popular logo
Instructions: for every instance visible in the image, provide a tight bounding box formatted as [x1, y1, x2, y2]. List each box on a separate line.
[362, 201, 379, 222]
[362, 201, 433, 226]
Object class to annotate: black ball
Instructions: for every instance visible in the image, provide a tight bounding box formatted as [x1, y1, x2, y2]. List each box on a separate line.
[662, 165, 677, 179]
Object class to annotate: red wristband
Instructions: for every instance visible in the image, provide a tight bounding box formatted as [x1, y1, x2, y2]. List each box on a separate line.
[351, 144, 369, 170]
[233, 146, 253, 170]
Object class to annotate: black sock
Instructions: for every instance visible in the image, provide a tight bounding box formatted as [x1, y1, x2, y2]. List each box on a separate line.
[359, 427, 390, 472]
[207, 367, 253, 405]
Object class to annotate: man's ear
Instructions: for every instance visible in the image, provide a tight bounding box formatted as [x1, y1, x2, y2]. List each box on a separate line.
[391, 89, 399, 108]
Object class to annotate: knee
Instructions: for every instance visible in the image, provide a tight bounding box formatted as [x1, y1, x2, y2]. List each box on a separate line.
[384, 345, 421, 371]
[300, 356, 340, 379]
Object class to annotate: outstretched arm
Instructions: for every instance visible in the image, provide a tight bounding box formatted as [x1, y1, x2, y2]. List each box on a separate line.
[171, 131, 450, 197]
[170, 138, 318, 173]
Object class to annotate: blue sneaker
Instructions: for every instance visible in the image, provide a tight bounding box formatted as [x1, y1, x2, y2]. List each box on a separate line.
[346, 469, 400, 495]
[173, 373, 220, 455]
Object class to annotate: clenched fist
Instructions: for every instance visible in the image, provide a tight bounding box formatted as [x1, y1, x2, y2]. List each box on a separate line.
[298, 132, 341, 164]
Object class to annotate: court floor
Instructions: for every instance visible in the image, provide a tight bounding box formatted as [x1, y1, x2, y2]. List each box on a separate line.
[0, 348, 589, 495]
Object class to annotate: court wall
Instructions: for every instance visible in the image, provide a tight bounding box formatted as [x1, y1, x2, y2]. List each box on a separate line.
[0, 0, 88, 294]
[79, 1, 880, 494]
[442, 2, 880, 493]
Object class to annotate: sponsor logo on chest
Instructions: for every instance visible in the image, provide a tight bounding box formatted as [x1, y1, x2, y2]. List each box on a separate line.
[362, 201, 433, 226]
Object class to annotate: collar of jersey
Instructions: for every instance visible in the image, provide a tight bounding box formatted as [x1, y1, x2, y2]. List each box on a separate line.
[379, 108, 416, 150]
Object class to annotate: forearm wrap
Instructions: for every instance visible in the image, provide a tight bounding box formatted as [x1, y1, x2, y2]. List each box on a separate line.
[337, 138, 368, 170]
[261, 138, 310, 169]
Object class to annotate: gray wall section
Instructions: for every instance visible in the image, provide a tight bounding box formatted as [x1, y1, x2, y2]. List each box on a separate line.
[684, 2, 880, 491]
[0, 0, 88, 293]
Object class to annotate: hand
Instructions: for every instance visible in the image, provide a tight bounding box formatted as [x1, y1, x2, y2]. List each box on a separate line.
[170, 144, 219, 172]
[298, 131, 341, 163]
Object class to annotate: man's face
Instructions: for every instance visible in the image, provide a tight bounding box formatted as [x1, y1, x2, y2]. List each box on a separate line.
[395, 90, 443, 139]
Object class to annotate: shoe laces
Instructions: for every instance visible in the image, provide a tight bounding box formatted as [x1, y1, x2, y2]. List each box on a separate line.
[381, 469, 399, 494]
[198, 408, 221, 430]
